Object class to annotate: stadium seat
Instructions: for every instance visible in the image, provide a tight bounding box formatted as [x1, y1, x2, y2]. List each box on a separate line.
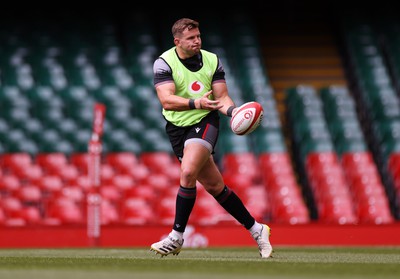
[17, 164, 44, 183]
[244, 186, 271, 221]
[46, 197, 84, 224]
[105, 152, 139, 170]
[120, 197, 153, 225]
[1, 152, 33, 172]
[55, 164, 80, 184]
[70, 175, 92, 192]
[191, 195, 229, 225]
[36, 152, 69, 174]
[271, 197, 310, 225]
[110, 174, 136, 191]
[118, 163, 150, 182]
[222, 152, 261, 183]
[0, 207, 5, 225]
[143, 173, 172, 194]
[16, 206, 42, 225]
[305, 151, 357, 224]
[223, 172, 254, 199]
[101, 199, 120, 225]
[100, 184, 122, 203]
[1, 196, 23, 219]
[37, 175, 64, 195]
[0, 174, 21, 195]
[258, 151, 310, 224]
[100, 163, 115, 184]
[70, 153, 90, 173]
[15, 184, 42, 205]
[318, 197, 357, 225]
[341, 152, 394, 224]
[140, 152, 175, 173]
[56, 185, 85, 203]
[124, 184, 158, 206]
[140, 151, 181, 183]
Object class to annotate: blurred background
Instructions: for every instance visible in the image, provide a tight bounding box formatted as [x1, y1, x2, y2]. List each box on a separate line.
[0, 0, 399, 237]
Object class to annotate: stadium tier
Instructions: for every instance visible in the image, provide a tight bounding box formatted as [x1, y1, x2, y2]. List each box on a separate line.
[0, 7, 399, 231]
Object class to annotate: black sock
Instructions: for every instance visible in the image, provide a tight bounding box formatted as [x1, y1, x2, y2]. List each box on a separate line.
[215, 185, 255, 229]
[173, 186, 197, 232]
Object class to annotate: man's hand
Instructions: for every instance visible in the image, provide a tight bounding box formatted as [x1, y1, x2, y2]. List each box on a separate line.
[196, 90, 223, 110]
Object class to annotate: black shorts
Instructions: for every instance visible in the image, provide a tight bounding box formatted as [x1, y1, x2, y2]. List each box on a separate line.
[165, 111, 220, 161]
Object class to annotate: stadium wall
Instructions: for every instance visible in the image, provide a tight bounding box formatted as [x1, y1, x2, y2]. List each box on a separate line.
[1, 223, 400, 248]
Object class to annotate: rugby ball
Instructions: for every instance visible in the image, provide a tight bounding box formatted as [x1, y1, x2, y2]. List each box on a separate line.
[230, 101, 264, 135]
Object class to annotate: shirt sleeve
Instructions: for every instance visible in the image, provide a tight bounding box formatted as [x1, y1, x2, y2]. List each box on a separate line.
[153, 57, 173, 87]
[212, 57, 226, 83]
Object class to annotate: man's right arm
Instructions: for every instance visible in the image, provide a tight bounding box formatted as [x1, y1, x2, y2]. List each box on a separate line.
[153, 58, 174, 87]
[153, 58, 198, 111]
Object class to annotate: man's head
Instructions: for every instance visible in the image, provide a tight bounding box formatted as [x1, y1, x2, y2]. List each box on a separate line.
[172, 18, 199, 38]
[172, 18, 202, 59]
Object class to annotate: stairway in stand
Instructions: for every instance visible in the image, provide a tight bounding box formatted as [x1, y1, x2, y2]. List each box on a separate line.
[258, 12, 348, 129]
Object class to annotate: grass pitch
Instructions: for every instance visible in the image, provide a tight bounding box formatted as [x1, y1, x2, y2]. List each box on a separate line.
[0, 247, 399, 279]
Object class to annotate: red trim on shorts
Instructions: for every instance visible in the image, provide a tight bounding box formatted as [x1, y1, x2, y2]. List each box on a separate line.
[202, 124, 210, 139]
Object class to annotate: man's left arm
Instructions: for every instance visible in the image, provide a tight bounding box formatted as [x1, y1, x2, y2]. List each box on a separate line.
[212, 81, 237, 116]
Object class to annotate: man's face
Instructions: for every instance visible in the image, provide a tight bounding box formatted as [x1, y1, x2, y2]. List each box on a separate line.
[175, 27, 201, 58]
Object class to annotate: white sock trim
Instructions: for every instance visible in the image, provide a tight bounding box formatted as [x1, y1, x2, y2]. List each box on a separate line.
[170, 230, 184, 241]
[249, 221, 263, 236]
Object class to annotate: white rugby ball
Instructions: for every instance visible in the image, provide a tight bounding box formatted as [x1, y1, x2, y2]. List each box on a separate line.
[230, 101, 264, 135]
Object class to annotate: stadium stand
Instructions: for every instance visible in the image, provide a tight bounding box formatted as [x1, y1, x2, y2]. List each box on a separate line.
[340, 14, 400, 219]
[0, 4, 399, 231]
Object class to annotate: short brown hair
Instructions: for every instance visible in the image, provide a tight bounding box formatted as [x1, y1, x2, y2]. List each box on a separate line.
[172, 18, 199, 38]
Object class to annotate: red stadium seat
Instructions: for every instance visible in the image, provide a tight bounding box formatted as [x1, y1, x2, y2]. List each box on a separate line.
[0, 174, 21, 195]
[12, 164, 43, 183]
[47, 197, 84, 224]
[140, 152, 175, 173]
[1, 153, 33, 172]
[120, 197, 154, 225]
[1, 196, 23, 218]
[191, 196, 226, 225]
[100, 163, 115, 184]
[306, 151, 339, 170]
[357, 199, 394, 224]
[70, 153, 90, 173]
[244, 186, 271, 222]
[105, 152, 139, 171]
[341, 152, 374, 169]
[100, 184, 122, 203]
[222, 173, 253, 199]
[57, 185, 85, 203]
[120, 163, 151, 182]
[57, 164, 80, 183]
[155, 195, 176, 225]
[318, 197, 357, 225]
[111, 174, 136, 191]
[140, 152, 181, 183]
[222, 152, 261, 182]
[0, 207, 5, 225]
[16, 206, 42, 224]
[15, 184, 42, 205]
[305, 151, 357, 224]
[258, 152, 291, 169]
[272, 198, 310, 224]
[124, 184, 158, 205]
[36, 153, 69, 174]
[37, 175, 64, 195]
[71, 175, 92, 192]
[101, 199, 120, 225]
[143, 173, 171, 194]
